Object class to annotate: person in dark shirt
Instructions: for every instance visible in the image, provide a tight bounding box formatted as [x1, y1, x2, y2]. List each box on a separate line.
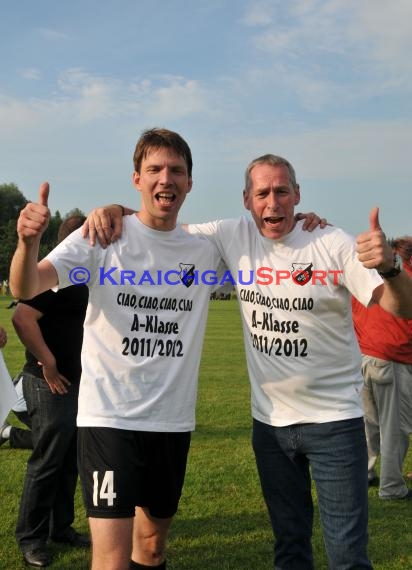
[12, 216, 90, 568]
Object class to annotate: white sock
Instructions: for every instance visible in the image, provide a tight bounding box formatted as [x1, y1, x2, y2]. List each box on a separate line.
[2, 426, 11, 439]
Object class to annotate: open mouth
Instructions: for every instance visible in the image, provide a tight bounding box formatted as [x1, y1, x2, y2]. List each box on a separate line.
[263, 216, 284, 225]
[155, 192, 176, 205]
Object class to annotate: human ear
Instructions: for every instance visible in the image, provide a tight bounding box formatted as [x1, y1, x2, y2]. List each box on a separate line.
[243, 189, 251, 211]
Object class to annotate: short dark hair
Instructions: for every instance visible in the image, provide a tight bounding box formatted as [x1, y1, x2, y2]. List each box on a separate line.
[389, 235, 412, 265]
[58, 215, 86, 243]
[133, 128, 193, 177]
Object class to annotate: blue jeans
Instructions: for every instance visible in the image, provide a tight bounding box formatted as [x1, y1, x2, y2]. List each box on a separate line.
[252, 418, 372, 570]
[16, 374, 79, 553]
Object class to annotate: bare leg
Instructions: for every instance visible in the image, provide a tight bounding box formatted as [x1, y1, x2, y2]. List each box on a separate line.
[89, 516, 133, 570]
[131, 506, 172, 566]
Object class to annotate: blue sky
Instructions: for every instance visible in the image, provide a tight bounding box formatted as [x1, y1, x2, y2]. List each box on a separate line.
[1, 0, 411, 237]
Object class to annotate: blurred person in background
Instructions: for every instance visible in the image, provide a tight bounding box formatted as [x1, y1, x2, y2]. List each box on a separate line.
[0, 372, 33, 450]
[352, 235, 412, 500]
[12, 215, 90, 568]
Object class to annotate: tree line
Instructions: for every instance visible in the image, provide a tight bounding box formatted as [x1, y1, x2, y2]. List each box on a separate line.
[0, 183, 84, 284]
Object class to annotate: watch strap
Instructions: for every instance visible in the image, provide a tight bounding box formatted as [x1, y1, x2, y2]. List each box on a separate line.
[378, 266, 401, 279]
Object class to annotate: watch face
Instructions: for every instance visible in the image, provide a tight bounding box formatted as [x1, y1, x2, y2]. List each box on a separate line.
[378, 253, 403, 279]
[394, 254, 403, 271]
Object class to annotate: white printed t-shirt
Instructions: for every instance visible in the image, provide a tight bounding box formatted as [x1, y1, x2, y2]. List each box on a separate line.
[188, 217, 383, 426]
[47, 215, 225, 432]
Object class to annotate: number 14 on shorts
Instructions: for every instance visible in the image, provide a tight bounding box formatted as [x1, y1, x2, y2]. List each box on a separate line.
[93, 470, 117, 506]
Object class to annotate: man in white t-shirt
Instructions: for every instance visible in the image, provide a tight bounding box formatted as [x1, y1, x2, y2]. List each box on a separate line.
[88, 153, 412, 570]
[9, 129, 228, 570]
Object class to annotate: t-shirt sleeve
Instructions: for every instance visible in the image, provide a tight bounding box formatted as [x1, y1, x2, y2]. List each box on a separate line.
[19, 289, 54, 314]
[187, 221, 219, 242]
[332, 230, 383, 307]
[188, 220, 232, 265]
[46, 227, 102, 289]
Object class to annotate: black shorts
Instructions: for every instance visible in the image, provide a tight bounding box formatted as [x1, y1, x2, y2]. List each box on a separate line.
[78, 427, 191, 519]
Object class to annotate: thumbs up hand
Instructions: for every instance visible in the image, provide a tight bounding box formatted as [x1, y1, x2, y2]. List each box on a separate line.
[38, 182, 49, 208]
[356, 207, 394, 273]
[17, 182, 51, 244]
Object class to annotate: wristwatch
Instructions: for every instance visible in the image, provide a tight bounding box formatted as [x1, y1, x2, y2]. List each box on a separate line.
[378, 254, 402, 279]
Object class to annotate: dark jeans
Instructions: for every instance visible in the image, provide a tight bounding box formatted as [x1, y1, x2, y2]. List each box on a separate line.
[16, 374, 79, 553]
[252, 417, 372, 570]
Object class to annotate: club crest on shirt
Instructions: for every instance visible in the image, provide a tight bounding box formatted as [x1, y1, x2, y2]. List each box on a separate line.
[291, 262, 313, 286]
[179, 263, 196, 288]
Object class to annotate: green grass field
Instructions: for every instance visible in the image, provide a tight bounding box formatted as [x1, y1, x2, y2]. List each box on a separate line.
[0, 296, 411, 569]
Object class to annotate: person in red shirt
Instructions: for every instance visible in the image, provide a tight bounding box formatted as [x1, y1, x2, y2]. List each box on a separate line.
[352, 236, 412, 500]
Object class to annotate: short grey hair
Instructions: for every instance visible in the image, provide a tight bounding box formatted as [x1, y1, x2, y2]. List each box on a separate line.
[244, 154, 298, 193]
